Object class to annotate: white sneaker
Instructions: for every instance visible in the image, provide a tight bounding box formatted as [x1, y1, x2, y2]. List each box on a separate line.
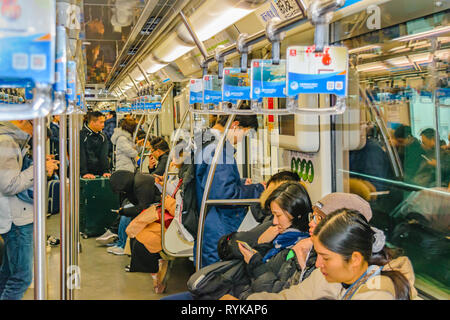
[96, 229, 118, 246]
[107, 246, 125, 255]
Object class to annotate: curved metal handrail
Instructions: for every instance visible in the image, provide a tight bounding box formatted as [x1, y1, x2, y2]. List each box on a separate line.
[160, 108, 194, 257]
[138, 114, 158, 173]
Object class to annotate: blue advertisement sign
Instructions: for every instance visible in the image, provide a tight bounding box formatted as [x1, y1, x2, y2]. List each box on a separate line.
[54, 26, 67, 92]
[287, 46, 348, 97]
[66, 61, 76, 102]
[0, 0, 55, 84]
[251, 59, 287, 99]
[222, 68, 251, 102]
[203, 75, 222, 105]
[189, 79, 203, 104]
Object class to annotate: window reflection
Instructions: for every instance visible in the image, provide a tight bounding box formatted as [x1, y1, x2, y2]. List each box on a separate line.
[339, 10, 450, 297]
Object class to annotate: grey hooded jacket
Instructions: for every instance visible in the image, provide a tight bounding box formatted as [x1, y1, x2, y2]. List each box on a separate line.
[0, 122, 34, 234]
[111, 127, 138, 172]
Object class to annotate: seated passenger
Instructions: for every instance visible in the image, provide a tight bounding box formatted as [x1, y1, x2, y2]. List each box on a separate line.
[217, 170, 302, 261]
[413, 128, 450, 188]
[147, 137, 170, 176]
[125, 145, 189, 293]
[237, 209, 417, 300]
[392, 125, 424, 184]
[233, 182, 311, 299]
[111, 118, 138, 173]
[194, 113, 265, 267]
[105, 170, 161, 255]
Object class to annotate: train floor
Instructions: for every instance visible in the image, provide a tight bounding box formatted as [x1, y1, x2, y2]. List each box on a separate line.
[23, 213, 195, 300]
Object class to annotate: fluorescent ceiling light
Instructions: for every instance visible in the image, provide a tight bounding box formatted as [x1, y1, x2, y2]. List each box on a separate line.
[393, 25, 450, 42]
[193, 7, 252, 41]
[348, 45, 381, 54]
[356, 62, 387, 72]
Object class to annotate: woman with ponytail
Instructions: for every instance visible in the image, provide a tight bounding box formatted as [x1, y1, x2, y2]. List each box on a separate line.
[244, 208, 417, 300]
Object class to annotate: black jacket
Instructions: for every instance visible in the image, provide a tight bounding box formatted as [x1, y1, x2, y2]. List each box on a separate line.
[80, 124, 110, 176]
[149, 152, 168, 176]
[239, 246, 317, 299]
[111, 171, 160, 219]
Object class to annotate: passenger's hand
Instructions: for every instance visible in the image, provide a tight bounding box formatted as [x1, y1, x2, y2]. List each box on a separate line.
[103, 173, 111, 178]
[292, 238, 313, 271]
[238, 242, 257, 264]
[427, 159, 437, 167]
[148, 156, 157, 169]
[45, 159, 59, 177]
[261, 181, 267, 189]
[219, 294, 239, 300]
[244, 178, 252, 185]
[82, 174, 96, 179]
[154, 174, 164, 186]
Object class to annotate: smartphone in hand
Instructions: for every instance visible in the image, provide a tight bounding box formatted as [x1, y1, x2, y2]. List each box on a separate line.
[236, 240, 255, 252]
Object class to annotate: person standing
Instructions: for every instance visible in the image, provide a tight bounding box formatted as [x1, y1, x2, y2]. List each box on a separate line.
[0, 120, 58, 300]
[80, 111, 111, 179]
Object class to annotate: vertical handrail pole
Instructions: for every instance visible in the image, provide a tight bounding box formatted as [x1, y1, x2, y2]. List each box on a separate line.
[59, 113, 68, 300]
[160, 109, 191, 256]
[195, 101, 242, 270]
[139, 115, 158, 173]
[33, 116, 48, 300]
[73, 113, 81, 263]
[431, 38, 442, 187]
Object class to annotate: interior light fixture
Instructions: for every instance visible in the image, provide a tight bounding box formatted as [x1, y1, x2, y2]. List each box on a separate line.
[348, 44, 381, 54]
[356, 62, 388, 72]
[393, 25, 450, 42]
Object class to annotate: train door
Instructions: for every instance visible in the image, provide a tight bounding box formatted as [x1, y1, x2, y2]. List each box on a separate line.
[332, 0, 449, 299]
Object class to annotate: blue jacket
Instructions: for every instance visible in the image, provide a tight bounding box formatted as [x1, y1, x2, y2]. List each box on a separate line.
[103, 117, 116, 140]
[194, 137, 264, 268]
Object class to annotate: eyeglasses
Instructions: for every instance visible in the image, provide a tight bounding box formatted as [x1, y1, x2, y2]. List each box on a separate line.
[308, 212, 322, 224]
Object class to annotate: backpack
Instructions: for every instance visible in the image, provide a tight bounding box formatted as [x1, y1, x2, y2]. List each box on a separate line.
[187, 259, 250, 300]
[178, 129, 217, 240]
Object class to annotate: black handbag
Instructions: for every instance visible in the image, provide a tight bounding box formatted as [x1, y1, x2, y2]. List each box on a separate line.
[187, 259, 250, 300]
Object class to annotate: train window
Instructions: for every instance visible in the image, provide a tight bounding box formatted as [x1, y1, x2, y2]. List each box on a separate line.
[278, 99, 296, 137]
[337, 10, 450, 298]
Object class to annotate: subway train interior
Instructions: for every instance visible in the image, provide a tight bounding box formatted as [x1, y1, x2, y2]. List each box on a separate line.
[0, 0, 449, 302]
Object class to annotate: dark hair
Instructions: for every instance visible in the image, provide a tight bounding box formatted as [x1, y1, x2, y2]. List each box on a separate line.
[150, 136, 169, 153]
[314, 209, 412, 300]
[420, 128, 436, 140]
[87, 111, 105, 124]
[267, 171, 300, 188]
[109, 111, 116, 117]
[120, 118, 137, 135]
[264, 182, 312, 232]
[215, 104, 258, 131]
[394, 125, 412, 139]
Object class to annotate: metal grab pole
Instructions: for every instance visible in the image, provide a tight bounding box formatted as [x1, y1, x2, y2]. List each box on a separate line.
[139, 114, 158, 173]
[59, 113, 68, 300]
[68, 110, 80, 299]
[73, 114, 81, 266]
[195, 101, 243, 271]
[160, 109, 192, 257]
[33, 116, 48, 300]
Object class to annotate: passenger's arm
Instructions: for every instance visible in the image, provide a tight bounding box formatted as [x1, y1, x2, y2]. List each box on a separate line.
[208, 163, 264, 201]
[99, 135, 110, 175]
[79, 135, 89, 177]
[246, 268, 332, 300]
[258, 226, 279, 244]
[0, 139, 34, 196]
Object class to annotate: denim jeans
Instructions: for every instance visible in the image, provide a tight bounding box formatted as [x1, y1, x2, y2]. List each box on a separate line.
[116, 216, 132, 249]
[160, 291, 194, 300]
[0, 223, 33, 300]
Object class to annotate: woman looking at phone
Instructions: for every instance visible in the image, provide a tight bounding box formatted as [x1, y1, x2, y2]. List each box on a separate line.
[231, 182, 312, 299]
